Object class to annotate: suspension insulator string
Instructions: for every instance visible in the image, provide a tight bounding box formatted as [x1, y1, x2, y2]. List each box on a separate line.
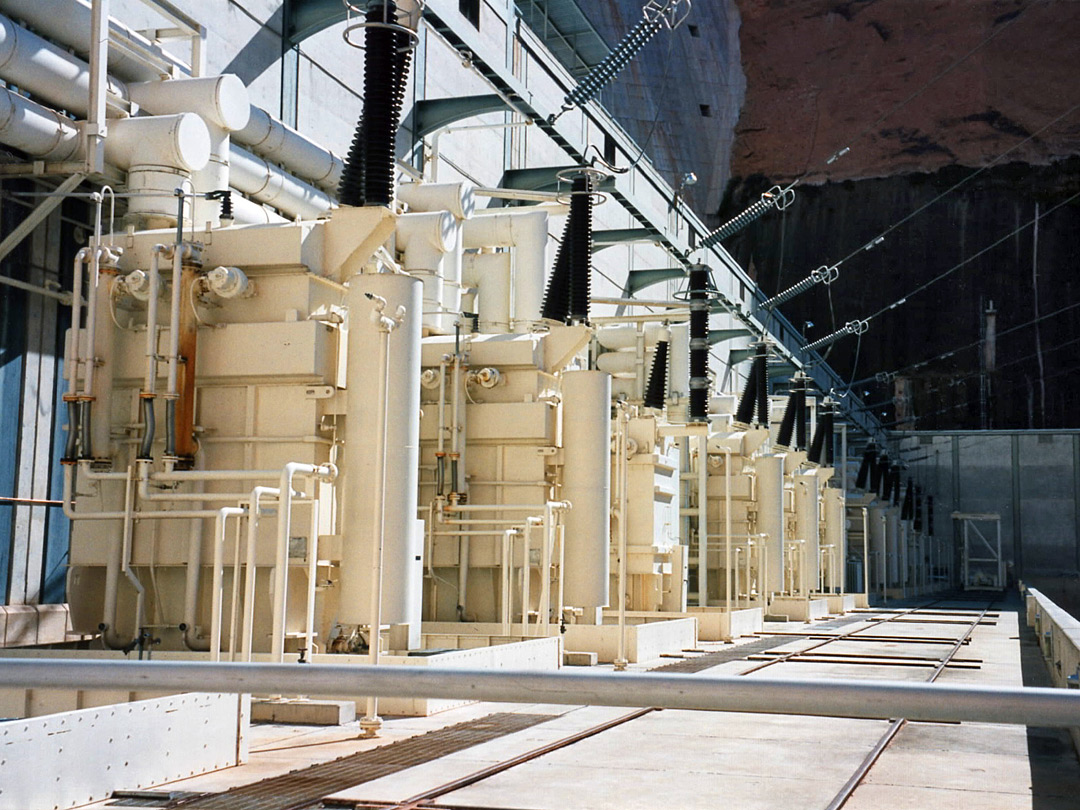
[549, 0, 692, 124]
[804, 319, 869, 355]
[699, 184, 795, 251]
[761, 264, 839, 311]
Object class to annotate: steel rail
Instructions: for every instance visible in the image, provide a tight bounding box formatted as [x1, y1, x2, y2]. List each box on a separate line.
[739, 600, 946, 675]
[823, 598, 997, 810]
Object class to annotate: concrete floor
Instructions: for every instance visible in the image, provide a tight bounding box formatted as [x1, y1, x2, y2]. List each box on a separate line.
[102, 597, 1080, 810]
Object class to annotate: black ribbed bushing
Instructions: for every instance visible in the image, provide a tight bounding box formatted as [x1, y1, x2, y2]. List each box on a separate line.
[643, 339, 669, 409]
[541, 217, 572, 323]
[688, 263, 710, 421]
[775, 388, 798, 448]
[567, 174, 593, 323]
[856, 446, 875, 490]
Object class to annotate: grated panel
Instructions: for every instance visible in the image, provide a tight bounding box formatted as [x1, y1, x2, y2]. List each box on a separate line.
[650, 635, 809, 673]
[169, 714, 552, 810]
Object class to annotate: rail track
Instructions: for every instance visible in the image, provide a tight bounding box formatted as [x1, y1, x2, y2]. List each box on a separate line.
[148, 596, 1001, 810]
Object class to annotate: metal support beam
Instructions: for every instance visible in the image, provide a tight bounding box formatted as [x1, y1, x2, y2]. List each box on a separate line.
[0, 174, 86, 265]
[414, 95, 514, 140]
[625, 268, 685, 297]
[2, 660, 1080, 728]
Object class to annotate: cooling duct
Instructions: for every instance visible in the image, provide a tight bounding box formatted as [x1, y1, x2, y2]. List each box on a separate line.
[643, 339, 669, 409]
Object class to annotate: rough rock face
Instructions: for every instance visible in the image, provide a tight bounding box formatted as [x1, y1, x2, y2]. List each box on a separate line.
[581, 0, 745, 216]
[732, 0, 1080, 184]
[721, 0, 1080, 429]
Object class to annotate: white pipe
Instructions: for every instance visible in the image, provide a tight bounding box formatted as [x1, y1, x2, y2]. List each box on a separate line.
[211, 506, 245, 662]
[0, 86, 81, 160]
[535, 515, 551, 635]
[235, 104, 343, 192]
[86, 0, 109, 174]
[305, 498, 320, 657]
[0, 0, 190, 83]
[67, 249, 90, 397]
[1, 0, 343, 194]
[271, 462, 336, 662]
[362, 292, 406, 736]
[697, 434, 708, 607]
[463, 210, 549, 332]
[520, 523, 531, 636]
[229, 144, 333, 221]
[181, 459, 209, 652]
[724, 449, 732, 616]
[144, 245, 165, 395]
[100, 466, 143, 649]
[6, 660, 1080, 729]
[614, 404, 629, 669]
[501, 528, 514, 635]
[397, 211, 455, 333]
[243, 486, 279, 660]
[0, 12, 128, 119]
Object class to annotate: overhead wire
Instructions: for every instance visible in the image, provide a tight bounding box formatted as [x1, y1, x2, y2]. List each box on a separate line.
[866, 188, 1080, 321]
[853, 296, 1080, 387]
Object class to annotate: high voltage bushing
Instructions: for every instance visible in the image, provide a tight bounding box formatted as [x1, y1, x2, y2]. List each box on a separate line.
[699, 185, 795, 251]
[755, 343, 769, 429]
[808, 399, 834, 466]
[775, 383, 799, 449]
[734, 356, 759, 426]
[914, 485, 924, 532]
[927, 495, 935, 536]
[339, 1, 417, 207]
[541, 168, 603, 324]
[804, 319, 869, 355]
[643, 338, 669, 409]
[823, 404, 835, 465]
[550, 0, 691, 123]
[688, 263, 711, 421]
[761, 264, 839, 311]
[889, 465, 902, 506]
[901, 478, 914, 520]
[870, 452, 888, 495]
[855, 445, 876, 489]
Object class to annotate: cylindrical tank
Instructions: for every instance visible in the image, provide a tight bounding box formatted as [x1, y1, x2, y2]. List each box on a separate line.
[340, 272, 423, 628]
[560, 370, 611, 619]
[823, 487, 846, 593]
[868, 504, 887, 590]
[794, 471, 820, 593]
[756, 454, 785, 596]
